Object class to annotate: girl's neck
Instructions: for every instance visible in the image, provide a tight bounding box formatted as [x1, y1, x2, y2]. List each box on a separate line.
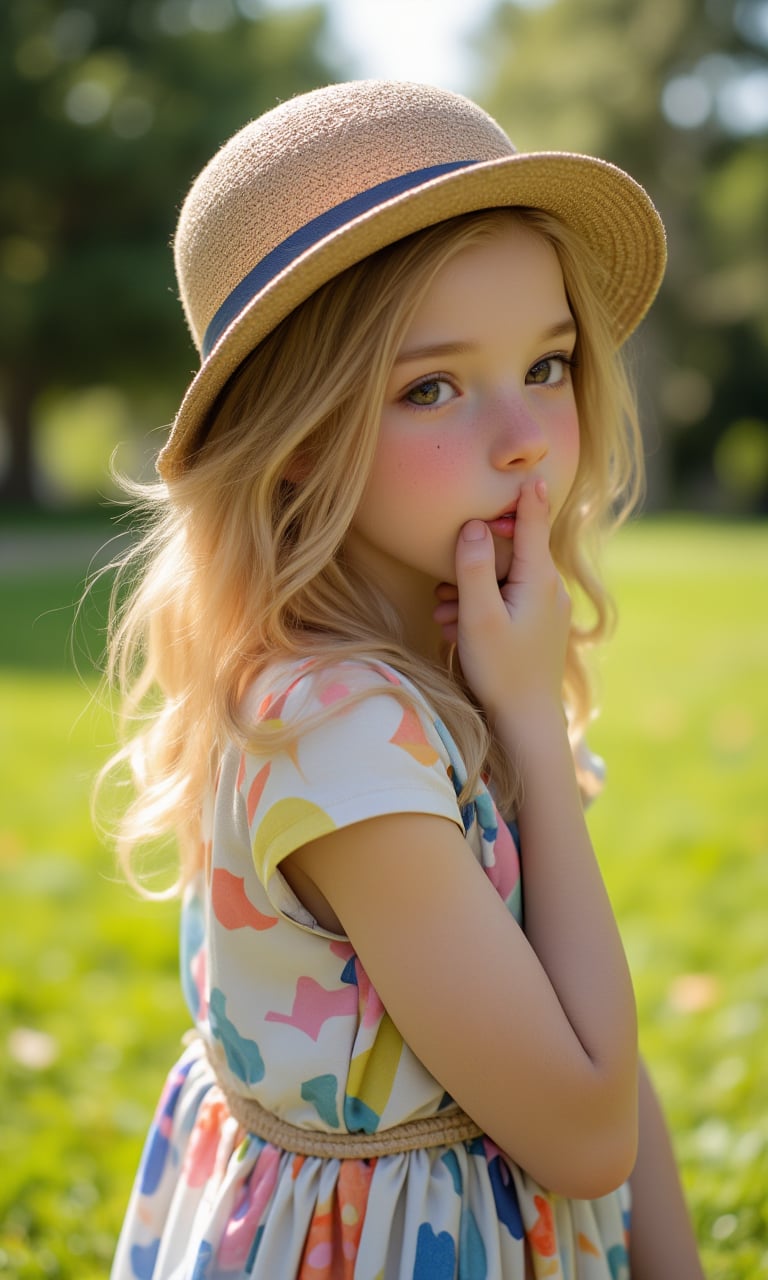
[383, 575, 447, 666]
[342, 540, 446, 666]
[403, 610, 447, 667]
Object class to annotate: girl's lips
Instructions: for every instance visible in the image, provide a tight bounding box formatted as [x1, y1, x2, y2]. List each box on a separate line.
[487, 513, 516, 539]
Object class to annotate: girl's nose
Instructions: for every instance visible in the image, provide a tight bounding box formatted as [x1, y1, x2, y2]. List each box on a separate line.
[489, 399, 548, 470]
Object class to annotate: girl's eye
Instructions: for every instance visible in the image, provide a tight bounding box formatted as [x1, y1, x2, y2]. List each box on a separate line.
[527, 355, 575, 387]
[404, 377, 456, 408]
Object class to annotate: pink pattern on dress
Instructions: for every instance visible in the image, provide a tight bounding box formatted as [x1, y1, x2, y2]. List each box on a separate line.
[219, 1145, 282, 1267]
[265, 977, 359, 1041]
[483, 818, 520, 902]
[318, 681, 351, 705]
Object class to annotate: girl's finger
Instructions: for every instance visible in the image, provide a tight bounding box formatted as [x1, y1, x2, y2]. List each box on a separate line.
[454, 520, 507, 630]
[504, 480, 551, 587]
[433, 600, 459, 625]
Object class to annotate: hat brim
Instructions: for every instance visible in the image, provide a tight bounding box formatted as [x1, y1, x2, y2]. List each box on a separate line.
[158, 150, 665, 480]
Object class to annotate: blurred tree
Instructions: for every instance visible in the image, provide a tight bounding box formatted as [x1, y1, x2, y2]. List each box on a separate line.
[474, 0, 768, 510]
[0, 0, 342, 503]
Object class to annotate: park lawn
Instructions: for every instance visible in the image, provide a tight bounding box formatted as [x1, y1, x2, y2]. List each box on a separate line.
[588, 519, 768, 1277]
[1, 517, 766, 1278]
[0, 565, 189, 1278]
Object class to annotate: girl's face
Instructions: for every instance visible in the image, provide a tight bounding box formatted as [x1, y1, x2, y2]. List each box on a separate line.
[344, 222, 581, 621]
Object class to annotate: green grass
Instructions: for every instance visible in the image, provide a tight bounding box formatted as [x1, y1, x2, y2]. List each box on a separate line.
[589, 519, 768, 1276]
[1, 518, 766, 1277]
[0, 555, 187, 1279]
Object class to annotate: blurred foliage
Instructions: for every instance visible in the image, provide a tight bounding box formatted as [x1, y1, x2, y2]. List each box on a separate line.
[475, 0, 768, 511]
[1, 519, 766, 1274]
[2, 0, 767, 512]
[0, 0, 342, 501]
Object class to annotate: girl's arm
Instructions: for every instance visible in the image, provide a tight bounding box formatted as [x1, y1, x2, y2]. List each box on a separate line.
[289, 482, 638, 1198]
[291, 807, 635, 1198]
[447, 479, 639, 1178]
[630, 1058, 705, 1278]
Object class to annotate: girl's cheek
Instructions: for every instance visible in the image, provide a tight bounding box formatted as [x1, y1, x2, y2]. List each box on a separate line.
[562, 410, 581, 481]
[393, 432, 471, 481]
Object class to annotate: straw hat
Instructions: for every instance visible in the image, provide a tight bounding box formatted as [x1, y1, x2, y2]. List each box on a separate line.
[159, 79, 666, 479]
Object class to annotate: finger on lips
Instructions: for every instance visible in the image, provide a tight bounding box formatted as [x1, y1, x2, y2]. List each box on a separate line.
[435, 479, 552, 627]
[461, 519, 489, 543]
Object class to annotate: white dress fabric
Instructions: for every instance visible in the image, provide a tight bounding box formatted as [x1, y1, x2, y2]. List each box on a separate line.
[111, 659, 630, 1279]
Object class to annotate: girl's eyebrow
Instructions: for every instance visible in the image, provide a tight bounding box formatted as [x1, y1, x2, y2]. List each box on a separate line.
[543, 318, 578, 341]
[394, 340, 473, 366]
[394, 318, 578, 367]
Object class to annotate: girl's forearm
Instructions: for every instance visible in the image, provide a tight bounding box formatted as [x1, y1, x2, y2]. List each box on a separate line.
[630, 1059, 705, 1279]
[498, 703, 638, 1102]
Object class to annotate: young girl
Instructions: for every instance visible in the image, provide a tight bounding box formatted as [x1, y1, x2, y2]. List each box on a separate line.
[104, 80, 703, 1279]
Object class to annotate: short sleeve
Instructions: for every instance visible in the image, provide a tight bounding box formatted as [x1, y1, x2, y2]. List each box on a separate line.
[236, 663, 463, 917]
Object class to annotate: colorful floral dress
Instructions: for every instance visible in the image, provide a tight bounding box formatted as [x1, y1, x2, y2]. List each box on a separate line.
[111, 660, 630, 1279]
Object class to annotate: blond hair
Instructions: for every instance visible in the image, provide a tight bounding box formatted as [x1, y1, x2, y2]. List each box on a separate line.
[98, 208, 642, 892]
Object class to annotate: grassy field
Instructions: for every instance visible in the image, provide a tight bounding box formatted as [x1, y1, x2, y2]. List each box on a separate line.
[1, 517, 766, 1277]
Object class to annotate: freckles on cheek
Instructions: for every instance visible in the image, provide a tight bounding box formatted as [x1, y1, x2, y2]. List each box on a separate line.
[393, 435, 468, 487]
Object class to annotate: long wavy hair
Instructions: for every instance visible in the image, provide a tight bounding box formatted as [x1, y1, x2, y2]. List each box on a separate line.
[97, 207, 643, 892]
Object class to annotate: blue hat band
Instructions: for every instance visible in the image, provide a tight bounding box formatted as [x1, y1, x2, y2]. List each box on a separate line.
[201, 159, 479, 360]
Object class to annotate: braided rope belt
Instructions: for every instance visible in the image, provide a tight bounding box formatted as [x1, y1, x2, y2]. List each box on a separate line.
[203, 1041, 483, 1159]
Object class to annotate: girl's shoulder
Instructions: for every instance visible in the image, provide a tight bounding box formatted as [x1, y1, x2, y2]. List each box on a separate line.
[239, 655, 432, 729]
[229, 658, 466, 900]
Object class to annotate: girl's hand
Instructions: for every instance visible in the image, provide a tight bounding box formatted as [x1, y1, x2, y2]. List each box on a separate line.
[293, 480, 637, 1199]
[434, 480, 571, 727]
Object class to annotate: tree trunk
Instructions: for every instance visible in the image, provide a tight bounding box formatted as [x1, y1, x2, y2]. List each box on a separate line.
[0, 370, 38, 505]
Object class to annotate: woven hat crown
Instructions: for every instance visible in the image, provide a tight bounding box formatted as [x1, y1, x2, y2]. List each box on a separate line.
[175, 81, 515, 355]
[160, 79, 666, 478]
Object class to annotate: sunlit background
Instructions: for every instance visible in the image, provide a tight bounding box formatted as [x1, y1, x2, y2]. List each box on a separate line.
[1, 0, 767, 512]
[1, 4, 766, 1277]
